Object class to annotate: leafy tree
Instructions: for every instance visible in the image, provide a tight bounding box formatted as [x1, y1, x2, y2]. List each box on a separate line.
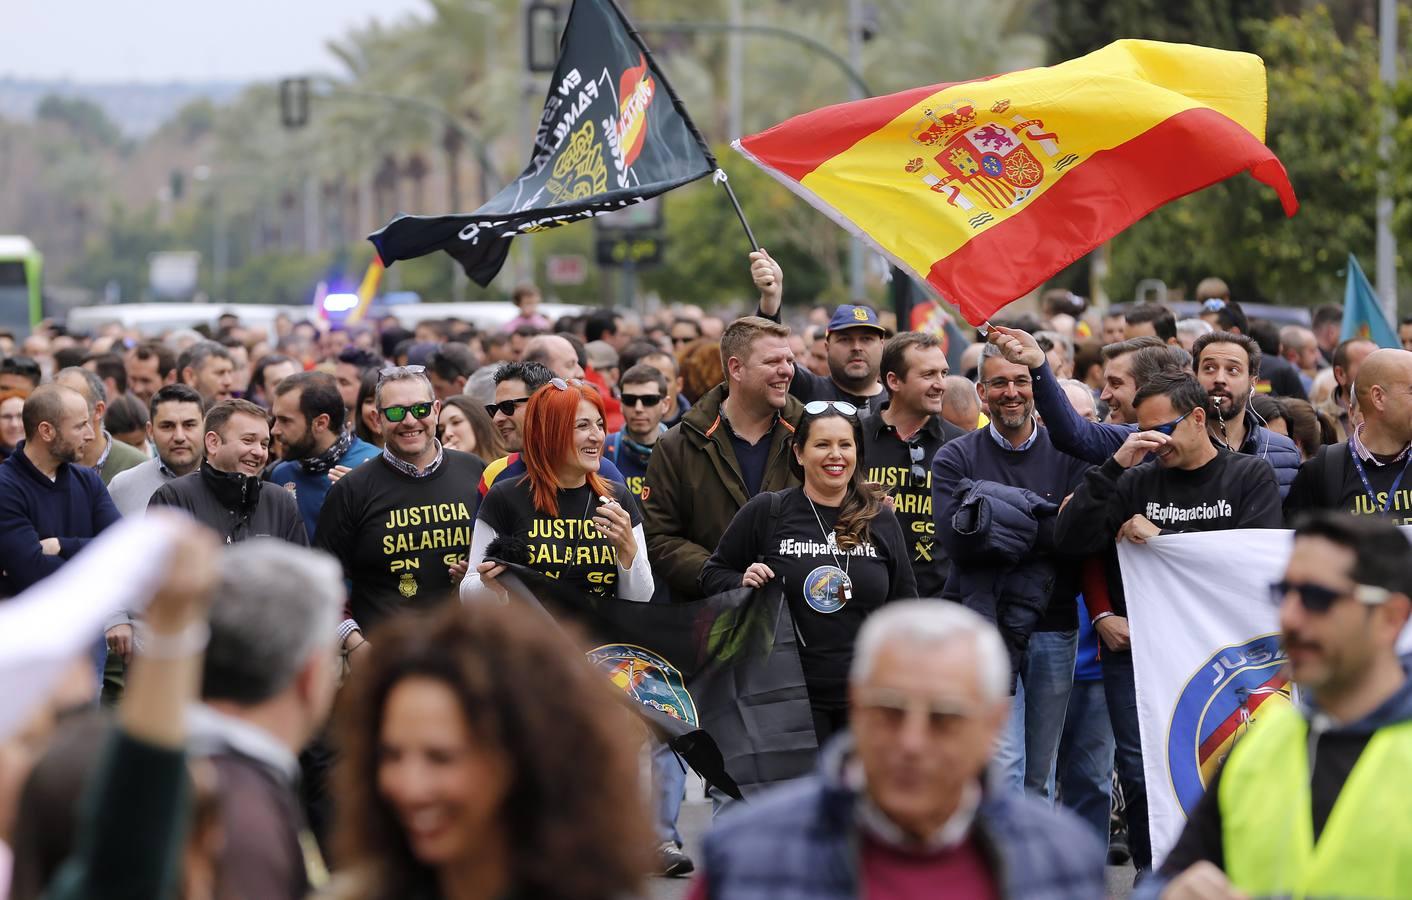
[35, 95, 125, 150]
[1105, 7, 1386, 306]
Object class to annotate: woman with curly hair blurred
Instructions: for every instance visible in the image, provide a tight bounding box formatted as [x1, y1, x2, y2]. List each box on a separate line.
[676, 339, 724, 405]
[326, 600, 653, 900]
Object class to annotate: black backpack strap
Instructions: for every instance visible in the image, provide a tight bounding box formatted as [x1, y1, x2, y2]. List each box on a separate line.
[755, 490, 786, 563]
[1321, 443, 1349, 509]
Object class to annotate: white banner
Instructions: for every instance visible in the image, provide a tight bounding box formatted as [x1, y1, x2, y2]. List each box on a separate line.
[1119, 529, 1412, 866]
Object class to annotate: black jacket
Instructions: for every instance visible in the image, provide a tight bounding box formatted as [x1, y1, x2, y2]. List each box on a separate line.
[149, 462, 308, 545]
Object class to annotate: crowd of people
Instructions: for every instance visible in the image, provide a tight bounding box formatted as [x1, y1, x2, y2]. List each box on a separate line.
[1, 257, 1411, 900]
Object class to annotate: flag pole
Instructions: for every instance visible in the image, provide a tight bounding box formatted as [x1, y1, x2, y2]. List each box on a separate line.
[606, 0, 762, 251]
[714, 170, 760, 250]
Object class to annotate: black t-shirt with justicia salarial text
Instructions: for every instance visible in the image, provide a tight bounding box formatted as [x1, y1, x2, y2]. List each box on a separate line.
[315, 450, 485, 633]
[477, 476, 640, 601]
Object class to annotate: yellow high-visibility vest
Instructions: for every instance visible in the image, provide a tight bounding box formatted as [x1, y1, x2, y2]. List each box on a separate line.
[1219, 701, 1412, 899]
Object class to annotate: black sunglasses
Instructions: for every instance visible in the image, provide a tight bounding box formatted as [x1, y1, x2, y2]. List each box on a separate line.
[803, 400, 859, 417]
[622, 392, 664, 408]
[485, 397, 529, 418]
[381, 401, 434, 423]
[1268, 579, 1391, 614]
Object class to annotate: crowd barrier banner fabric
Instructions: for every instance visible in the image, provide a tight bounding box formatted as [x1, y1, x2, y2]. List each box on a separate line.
[1119, 528, 1412, 865]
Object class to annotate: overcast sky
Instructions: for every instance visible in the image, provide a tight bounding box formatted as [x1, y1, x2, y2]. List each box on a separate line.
[4, 0, 435, 82]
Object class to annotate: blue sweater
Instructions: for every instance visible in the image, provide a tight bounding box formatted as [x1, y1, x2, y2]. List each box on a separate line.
[0, 444, 120, 596]
[269, 436, 381, 540]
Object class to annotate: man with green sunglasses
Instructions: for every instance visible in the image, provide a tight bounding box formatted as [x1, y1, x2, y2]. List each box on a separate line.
[314, 365, 486, 657]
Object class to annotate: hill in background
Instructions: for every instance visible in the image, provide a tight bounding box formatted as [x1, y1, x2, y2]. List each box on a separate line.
[0, 78, 243, 137]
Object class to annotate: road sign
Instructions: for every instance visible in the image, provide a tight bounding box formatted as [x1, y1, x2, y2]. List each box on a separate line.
[546, 254, 588, 285]
[595, 233, 663, 267]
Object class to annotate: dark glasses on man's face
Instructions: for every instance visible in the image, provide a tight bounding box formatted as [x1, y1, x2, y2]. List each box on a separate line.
[1268, 579, 1390, 613]
[803, 400, 858, 416]
[485, 397, 529, 418]
[622, 393, 663, 409]
[1150, 411, 1190, 436]
[381, 402, 434, 423]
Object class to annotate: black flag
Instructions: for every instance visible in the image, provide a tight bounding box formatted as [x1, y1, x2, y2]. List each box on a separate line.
[369, 0, 717, 286]
[484, 556, 818, 800]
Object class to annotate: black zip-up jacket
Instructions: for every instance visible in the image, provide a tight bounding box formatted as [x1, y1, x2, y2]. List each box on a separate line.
[149, 461, 308, 545]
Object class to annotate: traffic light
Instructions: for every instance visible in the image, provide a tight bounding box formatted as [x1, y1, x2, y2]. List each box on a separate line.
[279, 78, 310, 129]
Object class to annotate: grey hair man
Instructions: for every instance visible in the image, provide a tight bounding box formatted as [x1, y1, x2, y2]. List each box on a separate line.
[189, 539, 345, 900]
[54, 366, 147, 485]
[177, 340, 236, 406]
[693, 601, 1104, 897]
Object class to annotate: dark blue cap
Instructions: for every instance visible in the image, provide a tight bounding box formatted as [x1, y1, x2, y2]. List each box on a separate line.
[826, 304, 886, 335]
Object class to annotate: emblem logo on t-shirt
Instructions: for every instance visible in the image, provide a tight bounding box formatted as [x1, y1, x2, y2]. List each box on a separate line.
[398, 572, 418, 598]
[803, 565, 849, 614]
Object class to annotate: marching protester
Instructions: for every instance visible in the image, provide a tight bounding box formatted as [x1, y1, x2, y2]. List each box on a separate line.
[436, 394, 504, 459]
[327, 600, 652, 900]
[701, 400, 916, 744]
[1054, 370, 1284, 877]
[314, 365, 485, 649]
[861, 332, 966, 597]
[1123, 304, 1178, 344]
[352, 369, 384, 449]
[605, 363, 675, 500]
[481, 360, 629, 494]
[332, 347, 384, 415]
[269, 371, 381, 540]
[53, 367, 146, 485]
[1285, 347, 1412, 522]
[987, 325, 1301, 496]
[461, 378, 651, 603]
[425, 343, 478, 400]
[250, 353, 302, 409]
[176, 340, 236, 407]
[123, 342, 177, 406]
[687, 602, 1104, 898]
[148, 399, 307, 545]
[940, 374, 982, 432]
[485, 360, 553, 455]
[188, 539, 344, 900]
[931, 343, 1090, 807]
[644, 315, 803, 601]
[0, 389, 26, 459]
[0, 384, 119, 684]
[1318, 337, 1378, 441]
[751, 249, 888, 412]
[1146, 511, 1412, 899]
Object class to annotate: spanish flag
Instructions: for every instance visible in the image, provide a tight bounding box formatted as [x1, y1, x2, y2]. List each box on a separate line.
[733, 40, 1298, 326]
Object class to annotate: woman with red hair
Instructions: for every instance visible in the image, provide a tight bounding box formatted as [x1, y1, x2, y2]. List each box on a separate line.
[460, 378, 653, 602]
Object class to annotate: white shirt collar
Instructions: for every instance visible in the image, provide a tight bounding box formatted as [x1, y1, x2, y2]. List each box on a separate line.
[187, 703, 298, 782]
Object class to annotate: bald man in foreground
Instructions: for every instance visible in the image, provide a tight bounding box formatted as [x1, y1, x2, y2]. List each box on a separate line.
[1285, 348, 1412, 523]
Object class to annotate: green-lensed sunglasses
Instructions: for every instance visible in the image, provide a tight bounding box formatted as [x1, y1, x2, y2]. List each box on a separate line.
[381, 401, 434, 423]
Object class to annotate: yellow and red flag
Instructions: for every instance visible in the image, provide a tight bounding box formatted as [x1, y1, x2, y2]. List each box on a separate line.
[733, 40, 1298, 325]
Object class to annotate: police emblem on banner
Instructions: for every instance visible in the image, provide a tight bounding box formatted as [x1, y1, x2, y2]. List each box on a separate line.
[587, 643, 698, 727]
[802, 565, 849, 614]
[1166, 633, 1294, 815]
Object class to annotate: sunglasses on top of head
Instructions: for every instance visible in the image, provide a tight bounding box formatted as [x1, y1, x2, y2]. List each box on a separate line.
[803, 400, 859, 417]
[381, 402, 434, 423]
[378, 364, 426, 381]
